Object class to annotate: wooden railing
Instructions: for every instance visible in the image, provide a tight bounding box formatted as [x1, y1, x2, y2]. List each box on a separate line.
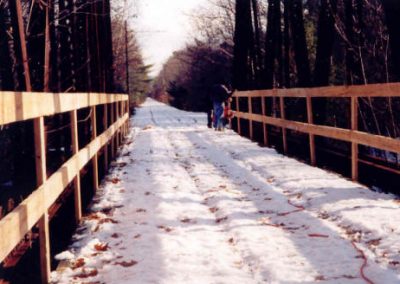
[232, 83, 400, 182]
[0, 92, 129, 283]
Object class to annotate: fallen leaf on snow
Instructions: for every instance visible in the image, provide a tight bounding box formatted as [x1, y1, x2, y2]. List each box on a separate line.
[216, 216, 228, 223]
[72, 258, 85, 269]
[133, 234, 141, 239]
[94, 243, 109, 251]
[136, 208, 147, 213]
[115, 260, 138, 267]
[209, 207, 219, 213]
[366, 238, 381, 246]
[111, 233, 120, 239]
[75, 268, 98, 278]
[98, 218, 119, 224]
[111, 178, 121, 184]
[157, 225, 173, 233]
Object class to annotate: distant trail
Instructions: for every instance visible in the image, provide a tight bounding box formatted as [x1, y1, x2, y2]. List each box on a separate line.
[52, 98, 400, 284]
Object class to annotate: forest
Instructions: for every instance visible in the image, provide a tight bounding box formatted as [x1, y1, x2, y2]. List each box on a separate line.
[152, 0, 400, 139]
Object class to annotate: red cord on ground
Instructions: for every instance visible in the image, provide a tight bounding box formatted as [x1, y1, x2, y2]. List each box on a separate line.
[308, 233, 329, 238]
[351, 241, 375, 284]
[277, 200, 305, 216]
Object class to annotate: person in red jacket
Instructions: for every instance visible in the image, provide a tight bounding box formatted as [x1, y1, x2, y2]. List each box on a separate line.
[222, 97, 234, 129]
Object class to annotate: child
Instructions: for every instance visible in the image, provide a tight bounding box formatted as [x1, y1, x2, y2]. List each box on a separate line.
[222, 97, 234, 129]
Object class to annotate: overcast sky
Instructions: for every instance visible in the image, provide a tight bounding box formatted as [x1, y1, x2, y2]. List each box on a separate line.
[132, 0, 206, 77]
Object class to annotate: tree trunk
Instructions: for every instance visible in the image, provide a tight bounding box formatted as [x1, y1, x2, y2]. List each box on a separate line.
[264, 0, 282, 89]
[289, 0, 311, 87]
[381, 0, 400, 82]
[233, 0, 254, 90]
[314, 0, 337, 86]
[283, 0, 291, 88]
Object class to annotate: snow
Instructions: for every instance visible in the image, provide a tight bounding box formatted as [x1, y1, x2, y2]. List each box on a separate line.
[51, 98, 400, 283]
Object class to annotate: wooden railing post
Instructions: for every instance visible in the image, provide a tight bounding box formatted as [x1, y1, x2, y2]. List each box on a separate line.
[306, 96, 316, 166]
[248, 97, 253, 140]
[34, 117, 50, 284]
[91, 107, 99, 191]
[261, 96, 268, 146]
[110, 103, 116, 158]
[351, 97, 359, 181]
[279, 95, 288, 154]
[236, 96, 241, 135]
[116, 102, 120, 147]
[103, 104, 109, 172]
[70, 110, 82, 223]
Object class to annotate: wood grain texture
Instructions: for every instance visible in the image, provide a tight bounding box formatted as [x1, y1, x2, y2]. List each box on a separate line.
[0, 92, 127, 126]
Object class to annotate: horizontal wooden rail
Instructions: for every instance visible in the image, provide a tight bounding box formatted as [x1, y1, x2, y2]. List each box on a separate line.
[235, 111, 400, 154]
[0, 92, 127, 126]
[233, 82, 400, 98]
[0, 113, 128, 261]
[0, 92, 129, 283]
[233, 83, 400, 184]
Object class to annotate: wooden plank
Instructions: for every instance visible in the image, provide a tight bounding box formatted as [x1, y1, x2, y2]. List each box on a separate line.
[351, 97, 359, 181]
[33, 116, 50, 284]
[38, 213, 50, 284]
[70, 110, 82, 223]
[234, 111, 400, 155]
[91, 107, 99, 192]
[0, 92, 128, 126]
[248, 97, 253, 140]
[306, 97, 316, 166]
[0, 114, 129, 262]
[103, 104, 109, 172]
[280, 97, 288, 154]
[261, 97, 268, 146]
[110, 103, 116, 158]
[236, 96, 241, 135]
[233, 82, 400, 98]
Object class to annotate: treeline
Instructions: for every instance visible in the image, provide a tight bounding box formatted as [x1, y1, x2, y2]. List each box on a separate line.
[151, 0, 400, 135]
[233, 0, 400, 90]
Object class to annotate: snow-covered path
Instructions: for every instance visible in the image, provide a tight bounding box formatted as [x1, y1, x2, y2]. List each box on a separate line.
[52, 99, 400, 284]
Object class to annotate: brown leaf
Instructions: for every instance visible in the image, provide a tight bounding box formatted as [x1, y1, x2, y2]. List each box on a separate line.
[111, 233, 120, 239]
[157, 225, 173, 233]
[216, 216, 228, 223]
[72, 258, 85, 269]
[76, 268, 98, 278]
[133, 234, 141, 239]
[94, 243, 109, 251]
[366, 238, 381, 246]
[209, 207, 219, 213]
[115, 260, 138, 267]
[111, 178, 121, 184]
[136, 208, 147, 213]
[180, 218, 191, 223]
[98, 218, 119, 225]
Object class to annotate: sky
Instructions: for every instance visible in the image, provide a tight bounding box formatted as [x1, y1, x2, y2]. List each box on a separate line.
[132, 0, 207, 77]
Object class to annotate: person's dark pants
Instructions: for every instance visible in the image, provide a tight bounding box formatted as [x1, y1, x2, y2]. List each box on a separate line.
[213, 102, 224, 129]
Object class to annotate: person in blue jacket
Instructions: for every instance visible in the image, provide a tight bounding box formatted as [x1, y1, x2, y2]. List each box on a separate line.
[210, 84, 231, 131]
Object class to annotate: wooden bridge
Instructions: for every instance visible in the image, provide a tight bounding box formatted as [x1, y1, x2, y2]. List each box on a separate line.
[0, 92, 129, 283]
[233, 82, 400, 185]
[1, 83, 400, 283]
